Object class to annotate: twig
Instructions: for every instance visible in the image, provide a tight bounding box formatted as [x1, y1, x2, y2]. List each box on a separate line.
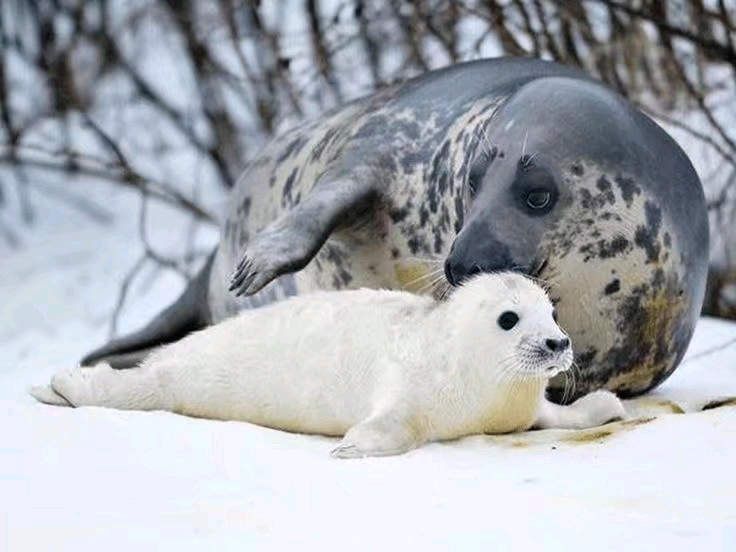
[639, 104, 736, 166]
[511, 0, 541, 57]
[586, 0, 736, 70]
[307, 0, 344, 102]
[108, 254, 148, 339]
[683, 335, 736, 365]
[355, 0, 383, 87]
[0, 153, 218, 224]
[28, 179, 114, 225]
[483, 0, 527, 56]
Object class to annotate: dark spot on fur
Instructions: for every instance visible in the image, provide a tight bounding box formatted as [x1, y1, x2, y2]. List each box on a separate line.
[428, 141, 452, 214]
[311, 126, 340, 160]
[579, 188, 593, 210]
[652, 268, 665, 289]
[645, 201, 662, 235]
[634, 201, 662, 263]
[596, 176, 616, 204]
[603, 271, 692, 398]
[419, 206, 429, 227]
[339, 269, 353, 286]
[596, 176, 611, 192]
[604, 279, 621, 295]
[571, 163, 584, 176]
[390, 207, 410, 223]
[579, 235, 630, 262]
[663, 232, 671, 248]
[324, 244, 346, 268]
[437, 172, 449, 196]
[238, 197, 251, 216]
[578, 349, 597, 368]
[433, 230, 444, 254]
[614, 175, 641, 207]
[408, 236, 421, 255]
[283, 168, 298, 204]
[277, 136, 307, 164]
[391, 247, 400, 259]
[454, 196, 464, 234]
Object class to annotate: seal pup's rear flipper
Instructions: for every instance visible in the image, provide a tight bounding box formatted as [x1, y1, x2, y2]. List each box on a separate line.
[29, 384, 72, 406]
[80, 252, 215, 369]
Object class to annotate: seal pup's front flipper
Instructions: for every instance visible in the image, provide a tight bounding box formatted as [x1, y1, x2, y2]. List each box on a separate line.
[534, 390, 627, 430]
[229, 167, 379, 297]
[331, 408, 425, 459]
[330, 396, 427, 458]
[80, 251, 215, 368]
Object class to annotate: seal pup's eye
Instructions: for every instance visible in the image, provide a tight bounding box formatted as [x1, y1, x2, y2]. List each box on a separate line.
[552, 309, 558, 323]
[497, 311, 519, 331]
[526, 190, 551, 210]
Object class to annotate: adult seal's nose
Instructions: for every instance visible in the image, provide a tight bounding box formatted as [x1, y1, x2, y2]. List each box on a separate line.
[444, 259, 482, 286]
[546, 337, 570, 353]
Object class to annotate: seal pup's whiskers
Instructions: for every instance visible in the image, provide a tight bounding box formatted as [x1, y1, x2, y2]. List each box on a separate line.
[416, 272, 449, 296]
[399, 267, 445, 290]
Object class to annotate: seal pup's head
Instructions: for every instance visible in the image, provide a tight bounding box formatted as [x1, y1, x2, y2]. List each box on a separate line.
[445, 272, 573, 381]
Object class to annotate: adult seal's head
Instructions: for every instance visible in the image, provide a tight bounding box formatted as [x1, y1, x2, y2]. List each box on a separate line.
[444, 76, 708, 402]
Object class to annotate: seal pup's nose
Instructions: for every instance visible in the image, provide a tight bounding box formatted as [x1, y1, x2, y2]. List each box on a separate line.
[545, 337, 570, 352]
[545, 337, 570, 353]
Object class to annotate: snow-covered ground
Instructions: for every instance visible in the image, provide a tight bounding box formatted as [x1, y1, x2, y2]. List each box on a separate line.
[2, 179, 736, 551]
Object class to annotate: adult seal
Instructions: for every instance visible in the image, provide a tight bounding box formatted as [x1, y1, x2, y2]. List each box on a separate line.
[81, 57, 709, 402]
[32, 273, 626, 458]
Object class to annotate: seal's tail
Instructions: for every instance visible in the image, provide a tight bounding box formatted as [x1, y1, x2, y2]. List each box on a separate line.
[80, 251, 216, 369]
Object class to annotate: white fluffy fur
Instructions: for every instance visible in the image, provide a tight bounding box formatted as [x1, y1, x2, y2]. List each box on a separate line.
[31, 273, 626, 458]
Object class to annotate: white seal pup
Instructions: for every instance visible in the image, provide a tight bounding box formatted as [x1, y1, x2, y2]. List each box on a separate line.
[31, 273, 625, 458]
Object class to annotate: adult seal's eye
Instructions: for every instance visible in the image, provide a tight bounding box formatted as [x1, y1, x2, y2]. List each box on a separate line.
[497, 311, 519, 331]
[526, 190, 551, 210]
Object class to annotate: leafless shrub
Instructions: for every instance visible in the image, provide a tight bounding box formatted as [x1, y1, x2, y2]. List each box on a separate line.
[1, 0, 735, 316]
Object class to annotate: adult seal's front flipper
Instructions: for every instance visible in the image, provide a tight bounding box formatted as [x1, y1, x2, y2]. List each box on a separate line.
[80, 252, 215, 369]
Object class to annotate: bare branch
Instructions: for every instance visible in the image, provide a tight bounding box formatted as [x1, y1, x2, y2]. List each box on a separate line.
[0, 153, 218, 224]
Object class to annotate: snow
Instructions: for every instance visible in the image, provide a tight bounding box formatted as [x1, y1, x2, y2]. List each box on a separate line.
[1, 179, 736, 551]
